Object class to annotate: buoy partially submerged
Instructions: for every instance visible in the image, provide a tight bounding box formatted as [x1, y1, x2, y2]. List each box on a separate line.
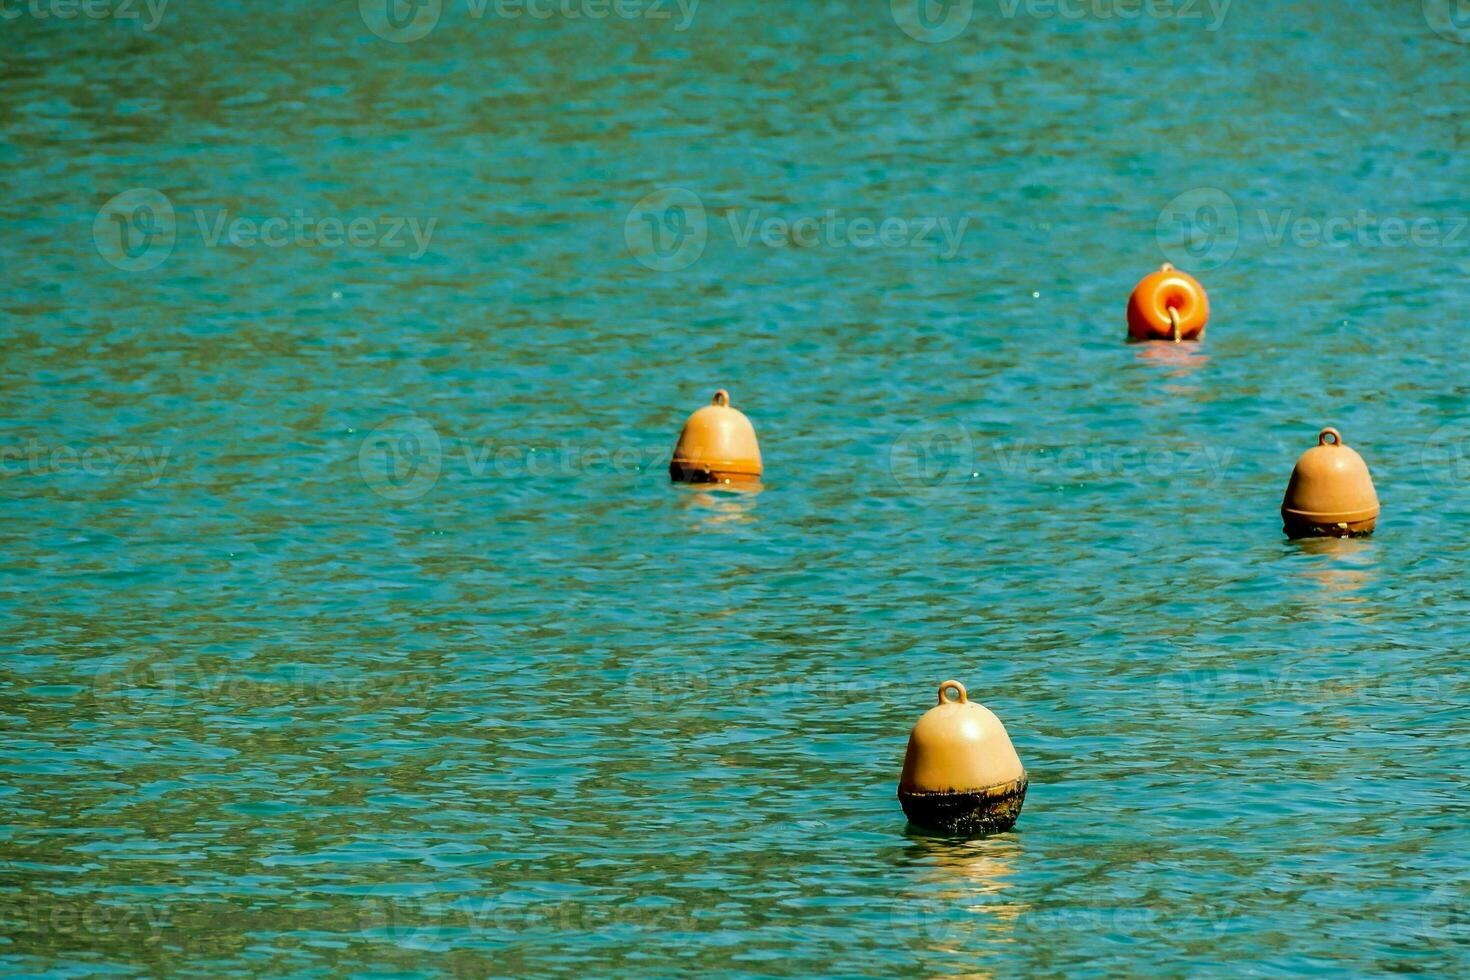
[898, 680, 1027, 836]
[1281, 426, 1380, 538]
[669, 389, 762, 486]
[1127, 263, 1209, 342]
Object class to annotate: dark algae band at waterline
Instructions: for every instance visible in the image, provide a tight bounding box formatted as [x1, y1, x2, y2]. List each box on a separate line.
[899, 776, 1029, 838]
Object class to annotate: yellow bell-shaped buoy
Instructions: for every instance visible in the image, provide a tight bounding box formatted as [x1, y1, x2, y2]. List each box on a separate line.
[668, 389, 762, 486]
[1281, 427, 1380, 538]
[898, 680, 1027, 835]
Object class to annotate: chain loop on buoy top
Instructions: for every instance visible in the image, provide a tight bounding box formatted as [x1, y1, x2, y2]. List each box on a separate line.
[1127, 263, 1209, 342]
[1280, 426, 1380, 538]
[898, 679, 1027, 837]
[668, 389, 763, 486]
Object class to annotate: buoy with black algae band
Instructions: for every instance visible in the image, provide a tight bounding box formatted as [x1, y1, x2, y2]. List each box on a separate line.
[898, 680, 1027, 836]
[1281, 426, 1380, 538]
[668, 389, 762, 486]
[1127, 262, 1209, 342]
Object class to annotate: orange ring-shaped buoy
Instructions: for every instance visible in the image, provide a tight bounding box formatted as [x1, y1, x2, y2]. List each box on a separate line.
[1126, 264, 1209, 341]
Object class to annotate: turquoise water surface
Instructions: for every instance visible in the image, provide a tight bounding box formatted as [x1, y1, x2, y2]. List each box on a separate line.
[3, 0, 1469, 975]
